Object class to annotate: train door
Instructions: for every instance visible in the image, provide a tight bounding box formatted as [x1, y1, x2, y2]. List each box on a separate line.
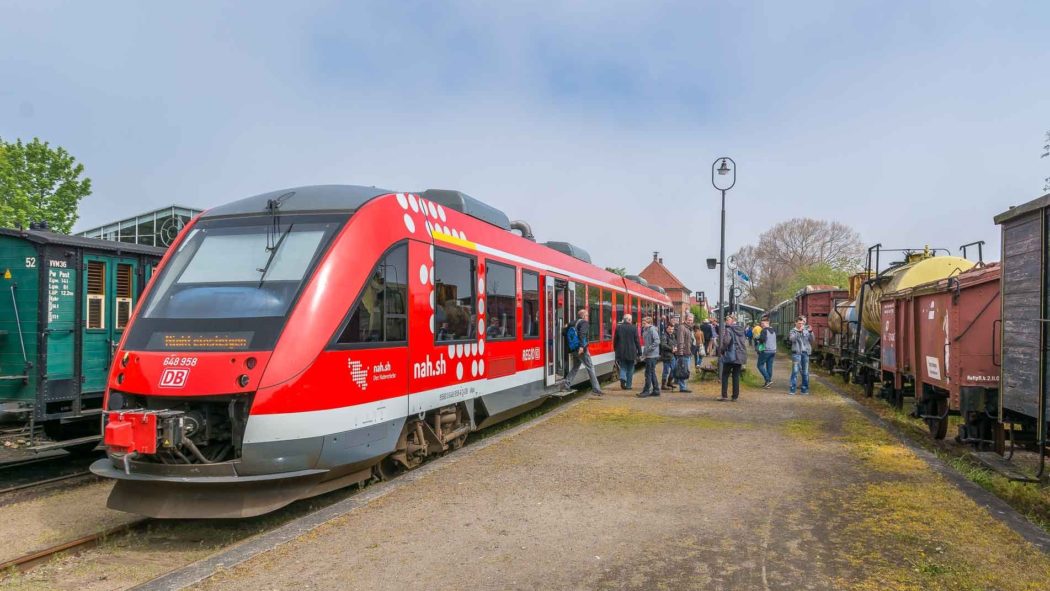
[80, 254, 131, 396]
[544, 276, 573, 387]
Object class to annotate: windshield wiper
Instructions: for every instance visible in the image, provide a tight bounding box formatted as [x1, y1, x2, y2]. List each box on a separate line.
[257, 223, 294, 286]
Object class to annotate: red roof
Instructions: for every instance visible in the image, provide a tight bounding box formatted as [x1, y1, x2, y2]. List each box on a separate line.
[638, 259, 690, 293]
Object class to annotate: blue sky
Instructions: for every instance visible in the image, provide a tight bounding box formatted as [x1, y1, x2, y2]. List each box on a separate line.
[2, 1, 1049, 298]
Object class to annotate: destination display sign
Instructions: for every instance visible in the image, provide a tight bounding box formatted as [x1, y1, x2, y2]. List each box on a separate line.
[146, 331, 254, 351]
[47, 259, 76, 327]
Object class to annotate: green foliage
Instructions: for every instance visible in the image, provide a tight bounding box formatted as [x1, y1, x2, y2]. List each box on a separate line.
[604, 266, 626, 276]
[775, 262, 850, 302]
[0, 137, 92, 233]
[689, 304, 708, 322]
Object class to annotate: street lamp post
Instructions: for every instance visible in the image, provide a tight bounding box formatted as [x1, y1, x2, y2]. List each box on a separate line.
[712, 157, 736, 334]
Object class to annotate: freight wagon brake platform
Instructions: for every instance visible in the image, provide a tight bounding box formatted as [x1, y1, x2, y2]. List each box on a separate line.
[187, 378, 1050, 591]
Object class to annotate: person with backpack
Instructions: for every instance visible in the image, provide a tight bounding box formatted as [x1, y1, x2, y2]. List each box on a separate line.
[638, 316, 662, 397]
[659, 320, 677, 391]
[789, 316, 815, 395]
[673, 313, 693, 392]
[613, 313, 641, 390]
[755, 316, 777, 389]
[560, 309, 604, 396]
[718, 314, 748, 401]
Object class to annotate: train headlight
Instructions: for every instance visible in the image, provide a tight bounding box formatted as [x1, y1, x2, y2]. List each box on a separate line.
[245, 357, 257, 370]
[121, 352, 130, 367]
[238, 374, 250, 388]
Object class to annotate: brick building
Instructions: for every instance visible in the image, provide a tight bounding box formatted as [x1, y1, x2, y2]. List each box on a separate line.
[638, 253, 693, 318]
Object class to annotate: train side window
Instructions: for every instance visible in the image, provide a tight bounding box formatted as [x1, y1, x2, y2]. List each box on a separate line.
[522, 270, 539, 339]
[434, 248, 477, 342]
[575, 283, 586, 319]
[337, 243, 408, 344]
[86, 260, 106, 329]
[588, 286, 600, 342]
[601, 290, 612, 340]
[485, 261, 516, 340]
[115, 263, 133, 330]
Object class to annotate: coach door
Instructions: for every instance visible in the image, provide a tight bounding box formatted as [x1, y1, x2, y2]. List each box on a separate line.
[544, 277, 573, 387]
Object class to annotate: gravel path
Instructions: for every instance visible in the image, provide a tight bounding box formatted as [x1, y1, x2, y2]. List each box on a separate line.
[190, 373, 1050, 591]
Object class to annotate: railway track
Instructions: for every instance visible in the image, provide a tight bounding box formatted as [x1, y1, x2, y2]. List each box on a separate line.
[0, 453, 101, 499]
[0, 519, 149, 574]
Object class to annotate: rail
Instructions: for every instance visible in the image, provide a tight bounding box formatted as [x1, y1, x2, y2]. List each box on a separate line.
[0, 520, 148, 574]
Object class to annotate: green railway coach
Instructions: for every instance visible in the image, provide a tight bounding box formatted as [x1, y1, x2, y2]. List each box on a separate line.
[0, 226, 164, 451]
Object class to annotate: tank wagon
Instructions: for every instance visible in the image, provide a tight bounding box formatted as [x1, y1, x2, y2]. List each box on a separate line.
[995, 194, 1050, 474]
[824, 246, 974, 396]
[877, 263, 1001, 442]
[91, 185, 672, 518]
[0, 226, 163, 452]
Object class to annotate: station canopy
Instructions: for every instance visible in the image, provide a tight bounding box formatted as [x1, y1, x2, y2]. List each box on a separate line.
[76, 205, 202, 248]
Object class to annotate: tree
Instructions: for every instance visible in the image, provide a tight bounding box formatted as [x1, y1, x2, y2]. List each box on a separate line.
[0, 137, 92, 233]
[732, 218, 863, 310]
[775, 263, 851, 303]
[605, 266, 626, 276]
[1042, 129, 1049, 192]
[689, 304, 708, 323]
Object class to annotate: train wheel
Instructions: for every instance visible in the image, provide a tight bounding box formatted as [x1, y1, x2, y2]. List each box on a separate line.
[926, 399, 948, 440]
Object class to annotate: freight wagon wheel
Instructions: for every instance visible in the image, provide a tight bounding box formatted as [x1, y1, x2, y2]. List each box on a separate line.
[926, 399, 949, 440]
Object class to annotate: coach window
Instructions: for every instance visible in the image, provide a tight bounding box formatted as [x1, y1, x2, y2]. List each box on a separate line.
[434, 248, 477, 342]
[614, 291, 623, 325]
[522, 270, 540, 339]
[588, 286, 600, 342]
[601, 290, 612, 340]
[635, 299, 641, 324]
[575, 283, 586, 319]
[337, 243, 408, 344]
[485, 261, 516, 340]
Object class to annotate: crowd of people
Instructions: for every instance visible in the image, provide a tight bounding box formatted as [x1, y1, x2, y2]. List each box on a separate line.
[558, 308, 816, 399]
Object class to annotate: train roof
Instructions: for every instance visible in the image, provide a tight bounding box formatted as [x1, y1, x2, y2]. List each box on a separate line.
[0, 227, 166, 256]
[795, 284, 846, 296]
[201, 185, 513, 231]
[201, 185, 391, 219]
[994, 192, 1050, 225]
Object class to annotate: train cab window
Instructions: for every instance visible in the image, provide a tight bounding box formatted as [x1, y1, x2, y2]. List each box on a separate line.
[522, 270, 539, 339]
[601, 290, 612, 340]
[485, 261, 516, 340]
[337, 243, 408, 344]
[588, 286, 600, 342]
[434, 248, 477, 342]
[86, 260, 106, 329]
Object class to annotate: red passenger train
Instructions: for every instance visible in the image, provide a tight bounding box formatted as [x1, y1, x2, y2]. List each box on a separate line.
[91, 185, 672, 518]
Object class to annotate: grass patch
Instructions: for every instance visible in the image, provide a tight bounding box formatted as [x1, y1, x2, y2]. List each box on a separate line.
[832, 480, 1050, 591]
[575, 405, 668, 426]
[781, 418, 825, 441]
[814, 368, 1050, 534]
[842, 412, 927, 476]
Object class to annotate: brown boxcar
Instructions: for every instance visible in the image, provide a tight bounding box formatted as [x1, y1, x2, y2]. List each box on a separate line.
[879, 264, 1000, 441]
[795, 285, 848, 358]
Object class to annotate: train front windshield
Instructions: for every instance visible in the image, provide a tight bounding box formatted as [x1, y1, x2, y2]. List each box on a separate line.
[126, 215, 344, 351]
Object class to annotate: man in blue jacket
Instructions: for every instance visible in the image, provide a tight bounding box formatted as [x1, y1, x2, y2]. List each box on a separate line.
[788, 316, 815, 395]
[560, 309, 604, 396]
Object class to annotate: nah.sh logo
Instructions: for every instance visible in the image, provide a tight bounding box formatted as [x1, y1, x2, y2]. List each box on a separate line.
[159, 368, 190, 388]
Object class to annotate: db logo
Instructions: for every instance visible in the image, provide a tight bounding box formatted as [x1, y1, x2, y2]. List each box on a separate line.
[159, 368, 190, 388]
